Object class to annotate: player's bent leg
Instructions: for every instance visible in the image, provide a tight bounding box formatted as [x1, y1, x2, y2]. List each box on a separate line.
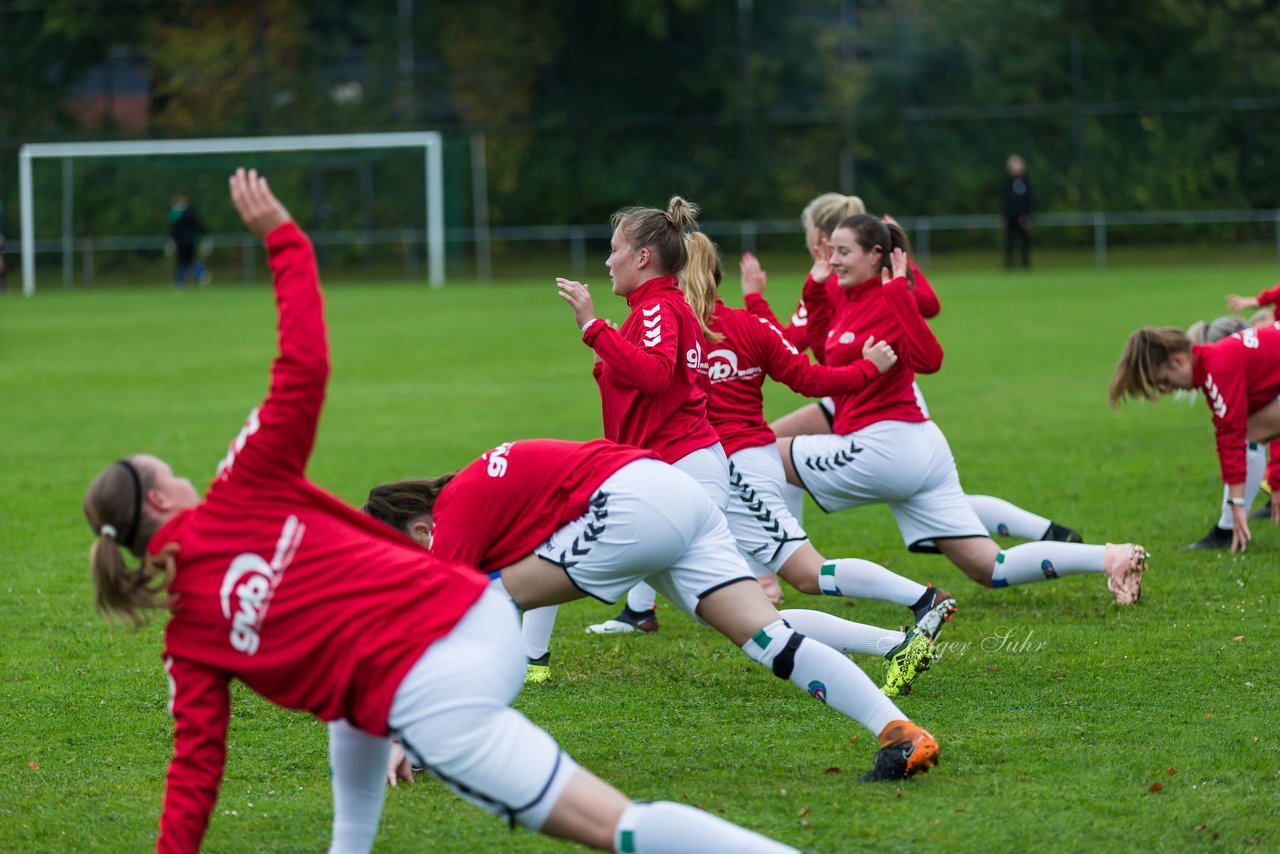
[521, 604, 559, 684]
[609, 800, 800, 853]
[778, 609, 936, 698]
[389, 589, 590, 834]
[967, 494, 1081, 542]
[776, 543, 824, 594]
[498, 553, 590, 610]
[938, 535, 1148, 604]
[777, 608, 903, 656]
[545, 769, 800, 853]
[696, 580, 939, 777]
[769, 402, 832, 439]
[328, 719, 392, 854]
[935, 536, 1000, 586]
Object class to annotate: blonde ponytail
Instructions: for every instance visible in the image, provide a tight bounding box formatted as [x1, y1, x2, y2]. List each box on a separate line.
[680, 232, 724, 344]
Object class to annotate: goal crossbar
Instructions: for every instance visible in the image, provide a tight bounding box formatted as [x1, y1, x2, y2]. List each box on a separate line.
[18, 131, 445, 295]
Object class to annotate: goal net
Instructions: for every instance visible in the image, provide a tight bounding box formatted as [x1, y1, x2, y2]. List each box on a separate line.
[17, 132, 445, 295]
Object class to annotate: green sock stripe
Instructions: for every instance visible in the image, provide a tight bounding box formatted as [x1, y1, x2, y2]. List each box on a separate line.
[752, 628, 772, 649]
[820, 563, 836, 577]
[620, 830, 635, 853]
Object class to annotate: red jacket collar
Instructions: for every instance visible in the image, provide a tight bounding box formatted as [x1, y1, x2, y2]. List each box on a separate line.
[626, 275, 680, 307]
[845, 275, 881, 301]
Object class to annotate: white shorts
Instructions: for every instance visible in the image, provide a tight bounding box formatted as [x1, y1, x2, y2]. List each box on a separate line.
[672, 442, 731, 509]
[534, 458, 753, 617]
[388, 588, 578, 830]
[725, 444, 809, 574]
[789, 420, 986, 550]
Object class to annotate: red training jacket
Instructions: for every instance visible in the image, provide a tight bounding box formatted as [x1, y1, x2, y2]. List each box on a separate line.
[806, 275, 945, 435]
[149, 222, 487, 852]
[582, 275, 721, 463]
[705, 300, 881, 456]
[430, 439, 655, 570]
[1191, 324, 1280, 484]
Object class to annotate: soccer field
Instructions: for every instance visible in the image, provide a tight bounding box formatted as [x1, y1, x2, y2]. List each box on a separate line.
[2, 259, 1278, 852]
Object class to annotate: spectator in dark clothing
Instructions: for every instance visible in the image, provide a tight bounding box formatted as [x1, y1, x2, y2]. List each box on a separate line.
[1001, 154, 1031, 269]
[168, 194, 210, 287]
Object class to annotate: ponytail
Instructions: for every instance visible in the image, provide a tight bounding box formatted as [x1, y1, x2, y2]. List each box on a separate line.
[1108, 326, 1192, 406]
[882, 220, 916, 287]
[88, 537, 178, 627]
[83, 457, 175, 626]
[679, 232, 724, 344]
[803, 193, 867, 238]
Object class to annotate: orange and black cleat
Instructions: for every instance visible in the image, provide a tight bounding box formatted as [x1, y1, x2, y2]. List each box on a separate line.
[858, 720, 940, 782]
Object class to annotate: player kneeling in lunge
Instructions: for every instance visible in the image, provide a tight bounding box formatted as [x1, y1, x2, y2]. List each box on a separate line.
[1177, 316, 1275, 550]
[680, 231, 956, 666]
[1111, 322, 1280, 554]
[776, 215, 1147, 603]
[82, 170, 796, 854]
[365, 438, 942, 782]
[745, 195, 1086, 548]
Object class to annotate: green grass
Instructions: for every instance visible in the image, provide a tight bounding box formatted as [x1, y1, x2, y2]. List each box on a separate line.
[2, 257, 1279, 853]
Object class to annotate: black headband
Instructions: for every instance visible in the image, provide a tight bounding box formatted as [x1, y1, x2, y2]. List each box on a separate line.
[116, 459, 143, 551]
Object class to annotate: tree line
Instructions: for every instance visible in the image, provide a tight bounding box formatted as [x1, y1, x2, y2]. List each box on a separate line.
[3, 0, 1278, 240]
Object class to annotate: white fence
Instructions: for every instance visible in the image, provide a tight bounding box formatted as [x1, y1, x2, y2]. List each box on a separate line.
[8, 207, 1280, 288]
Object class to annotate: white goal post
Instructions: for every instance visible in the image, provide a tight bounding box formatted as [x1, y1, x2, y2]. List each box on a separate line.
[18, 131, 445, 296]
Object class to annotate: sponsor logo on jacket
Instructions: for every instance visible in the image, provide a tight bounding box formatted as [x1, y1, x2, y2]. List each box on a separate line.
[219, 515, 304, 655]
[485, 442, 513, 477]
[686, 339, 705, 372]
[706, 347, 762, 383]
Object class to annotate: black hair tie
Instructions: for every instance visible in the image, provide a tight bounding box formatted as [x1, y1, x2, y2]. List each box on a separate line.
[116, 459, 143, 551]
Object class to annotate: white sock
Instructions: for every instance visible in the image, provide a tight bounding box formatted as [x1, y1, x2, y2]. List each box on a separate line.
[615, 801, 799, 853]
[817, 558, 928, 606]
[521, 605, 559, 660]
[327, 719, 390, 854]
[626, 581, 657, 613]
[990, 542, 1106, 587]
[1218, 442, 1266, 529]
[740, 619, 901, 735]
[968, 494, 1051, 539]
[779, 609, 904, 656]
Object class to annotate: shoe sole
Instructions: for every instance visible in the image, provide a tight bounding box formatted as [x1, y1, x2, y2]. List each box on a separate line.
[585, 621, 659, 634]
[1105, 545, 1147, 604]
[915, 596, 957, 640]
